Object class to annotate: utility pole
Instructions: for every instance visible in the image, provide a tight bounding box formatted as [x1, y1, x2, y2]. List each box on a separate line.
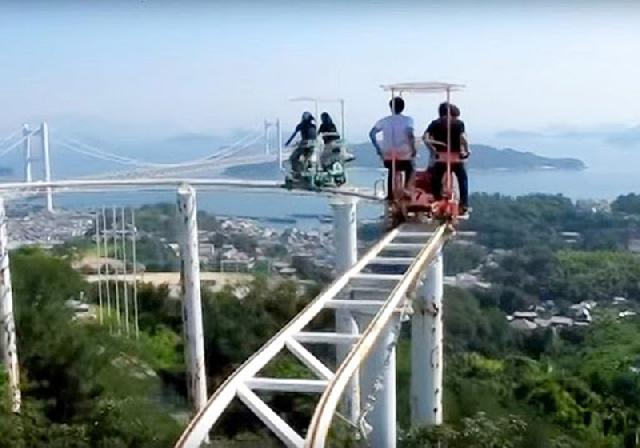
[131, 209, 139, 340]
[411, 249, 444, 426]
[177, 184, 208, 413]
[331, 197, 360, 423]
[112, 207, 121, 333]
[102, 208, 112, 331]
[95, 212, 103, 324]
[120, 208, 130, 336]
[0, 198, 20, 412]
[40, 122, 53, 213]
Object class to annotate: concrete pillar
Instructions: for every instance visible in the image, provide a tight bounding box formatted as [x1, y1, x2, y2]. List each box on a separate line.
[331, 197, 360, 423]
[411, 249, 444, 426]
[0, 197, 21, 412]
[40, 122, 53, 212]
[176, 184, 208, 413]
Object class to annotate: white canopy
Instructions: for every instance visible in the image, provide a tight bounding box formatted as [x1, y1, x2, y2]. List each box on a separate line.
[289, 97, 344, 103]
[380, 82, 465, 94]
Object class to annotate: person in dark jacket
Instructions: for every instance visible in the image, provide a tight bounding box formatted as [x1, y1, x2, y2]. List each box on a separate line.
[318, 112, 339, 144]
[318, 112, 340, 168]
[285, 112, 317, 176]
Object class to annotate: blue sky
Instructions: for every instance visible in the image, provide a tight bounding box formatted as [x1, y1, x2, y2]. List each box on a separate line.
[1, 1, 639, 140]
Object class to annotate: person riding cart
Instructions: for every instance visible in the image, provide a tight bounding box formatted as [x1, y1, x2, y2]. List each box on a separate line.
[423, 102, 469, 214]
[368, 97, 417, 199]
[285, 112, 317, 177]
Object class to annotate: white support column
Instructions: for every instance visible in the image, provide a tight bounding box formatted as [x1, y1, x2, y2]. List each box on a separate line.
[359, 316, 397, 448]
[276, 119, 283, 170]
[411, 249, 444, 426]
[331, 197, 360, 423]
[22, 124, 32, 183]
[40, 122, 53, 213]
[0, 198, 21, 413]
[176, 184, 208, 413]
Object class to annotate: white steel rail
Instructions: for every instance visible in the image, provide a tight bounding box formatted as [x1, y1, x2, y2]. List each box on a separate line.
[306, 224, 450, 447]
[174, 224, 450, 448]
[0, 178, 382, 202]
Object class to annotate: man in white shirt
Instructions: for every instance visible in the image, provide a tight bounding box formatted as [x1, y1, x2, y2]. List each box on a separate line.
[369, 97, 417, 199]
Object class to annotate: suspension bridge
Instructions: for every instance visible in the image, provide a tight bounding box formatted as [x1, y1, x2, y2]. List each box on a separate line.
[0, 112, 461, 447]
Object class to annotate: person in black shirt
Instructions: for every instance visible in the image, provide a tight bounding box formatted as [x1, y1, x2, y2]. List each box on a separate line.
[318, 112, 339, 144]
[423, 102, 469, 212]
[318, 112, 341, 168]
[285, 112, 317, 176]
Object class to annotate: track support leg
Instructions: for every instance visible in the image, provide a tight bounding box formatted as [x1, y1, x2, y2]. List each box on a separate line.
[331, 197, 360, 423]
[411, 248, 444, 426]
[177, 185, 208, 414]
[0, 197, 21, 412]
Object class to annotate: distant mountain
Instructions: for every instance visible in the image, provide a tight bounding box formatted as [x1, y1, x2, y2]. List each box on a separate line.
[495, 125, 640, 146]
[605, 126, 640, 147]
[349, 143, 586, 171]
[223, 143, 585, 178]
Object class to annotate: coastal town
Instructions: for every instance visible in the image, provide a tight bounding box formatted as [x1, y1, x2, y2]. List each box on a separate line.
[7, 201, 639, 330]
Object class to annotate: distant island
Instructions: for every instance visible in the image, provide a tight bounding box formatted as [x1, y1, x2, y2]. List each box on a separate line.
[223, 143, 585, 178]
[0, 166, 12, 177]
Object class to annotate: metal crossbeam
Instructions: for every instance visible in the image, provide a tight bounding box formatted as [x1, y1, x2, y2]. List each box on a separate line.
[246, 378, 329, 393]
[294, 332, 360, 345]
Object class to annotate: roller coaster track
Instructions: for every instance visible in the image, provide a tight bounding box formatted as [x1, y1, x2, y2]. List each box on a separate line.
[175, 223, 451, 448]
[0, 178, 381, 203]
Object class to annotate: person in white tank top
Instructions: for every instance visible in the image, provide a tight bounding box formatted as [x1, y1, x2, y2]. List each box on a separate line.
[369, 97, 417, 198]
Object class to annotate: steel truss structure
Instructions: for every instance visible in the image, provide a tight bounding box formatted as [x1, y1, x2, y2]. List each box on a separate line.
[175, 223, 450, 447]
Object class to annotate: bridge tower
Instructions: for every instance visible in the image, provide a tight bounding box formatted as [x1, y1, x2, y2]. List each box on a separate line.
[40, 122, 53, 213]
[21, 122, 54, 212]
[22, 124, 32, 183]
[263, 119, 283, 169]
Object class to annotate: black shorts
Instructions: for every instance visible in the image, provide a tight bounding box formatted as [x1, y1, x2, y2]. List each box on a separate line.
[383, 160, 414, 199]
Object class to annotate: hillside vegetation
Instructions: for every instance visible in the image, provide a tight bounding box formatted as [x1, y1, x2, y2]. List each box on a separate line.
[2, 192, 640, 447]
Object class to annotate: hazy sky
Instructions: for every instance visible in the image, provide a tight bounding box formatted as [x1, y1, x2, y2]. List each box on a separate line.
[1, 1, 639, 139]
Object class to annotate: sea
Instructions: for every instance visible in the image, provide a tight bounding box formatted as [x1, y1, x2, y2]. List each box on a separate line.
[6, 133, 639, 230]
[35, 165, 638, 231]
